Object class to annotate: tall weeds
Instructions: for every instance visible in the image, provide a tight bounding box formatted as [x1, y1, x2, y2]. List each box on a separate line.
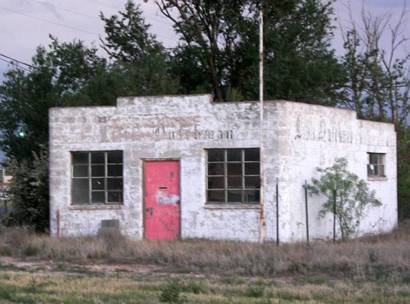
[0, 223, 409, 279]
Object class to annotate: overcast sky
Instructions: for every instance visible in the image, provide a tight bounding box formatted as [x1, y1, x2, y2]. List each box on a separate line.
[0, 0, 409, 78]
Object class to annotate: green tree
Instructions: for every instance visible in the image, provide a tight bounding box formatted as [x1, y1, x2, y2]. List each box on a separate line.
[100, 1, 179, 96]
[157, 0, 344, 102]
[0, 37, 111, 162]
[4, 148, 49, 232]
[308, 158, 381, 240]
[0, 38, 116, 230]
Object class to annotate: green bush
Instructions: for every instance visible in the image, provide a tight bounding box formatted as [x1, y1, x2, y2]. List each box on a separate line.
[245, 284, 265, 298]
[5, 149, 49, 232]
[159, 280, 183, 303]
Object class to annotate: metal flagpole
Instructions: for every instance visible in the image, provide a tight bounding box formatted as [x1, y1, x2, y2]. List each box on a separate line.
[258, 7, 265, 243]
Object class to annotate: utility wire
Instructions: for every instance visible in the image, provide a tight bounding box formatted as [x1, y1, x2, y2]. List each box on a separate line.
[29, 0, 99, 20]
[0, 53, 33, 68]
[0, 58, 31, 72]
[0, 6, 99, 36]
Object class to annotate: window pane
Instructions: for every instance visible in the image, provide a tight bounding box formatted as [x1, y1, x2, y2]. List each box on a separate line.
[208, 150, 224, 162]
[108, 165, 122, 177]
[107, 151, 122, 163]
[227, 149, 241, 161]
[72, 179, 89, 204]
[208, 163, 224, 175]
[92, 178, 105, 190]
[245, 176, 260, 188]
[245, 149, 260, 161]
[108, 191, 122, 203]
[369, 153, 381, 165]
[228, 176, 242, 189]
[73, 165, 88, 177]
[244, 190, 260, 203]
[107, 178, 123, 190]
[228, 190, 242, 202]
[379, 165, 385, 176]
[92, 191, 105, 204]
[207, 190, 225, 203]
[245, 163, 259, 175]
[227, 163, 242, 175]
[73, 152, 88, 165]
[91, 152, 105, 164]
[92, 165, 105, 177]
[208, 176, 224, 189]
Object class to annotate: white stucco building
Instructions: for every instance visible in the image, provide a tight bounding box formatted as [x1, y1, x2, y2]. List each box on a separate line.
[49, 94, 397, 242]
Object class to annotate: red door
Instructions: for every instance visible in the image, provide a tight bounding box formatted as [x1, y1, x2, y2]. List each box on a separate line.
[144, 160, 180, 240]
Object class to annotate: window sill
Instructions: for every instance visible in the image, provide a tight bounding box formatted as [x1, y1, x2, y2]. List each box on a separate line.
[205, 203, 260, 210]
[368, 176, 387, 181]
[69, 204, 123, 211]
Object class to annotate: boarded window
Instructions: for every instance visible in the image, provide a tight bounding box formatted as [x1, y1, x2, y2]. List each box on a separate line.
[207, 148, 260, 204]
[71, 151, 123, 205]
[367, 153, 385, 178]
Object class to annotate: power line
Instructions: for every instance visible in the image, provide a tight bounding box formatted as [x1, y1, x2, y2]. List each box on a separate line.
[29, 0, 99, 20]
[0, 58, 31, 72]
[0, 53, 33, 68]
[0, 6, 99, 36]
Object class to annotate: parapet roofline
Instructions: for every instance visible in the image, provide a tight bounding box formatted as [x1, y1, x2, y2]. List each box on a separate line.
[48, 94, 395, 128]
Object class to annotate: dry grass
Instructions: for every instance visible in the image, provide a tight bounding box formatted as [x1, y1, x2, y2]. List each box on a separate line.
[0, 223, 409, 280]
[0, 269, 408, 303]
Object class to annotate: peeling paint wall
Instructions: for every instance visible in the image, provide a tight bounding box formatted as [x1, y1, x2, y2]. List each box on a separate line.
[49, 94, 397, 242]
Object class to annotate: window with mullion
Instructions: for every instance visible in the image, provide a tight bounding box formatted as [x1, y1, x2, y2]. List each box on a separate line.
[367, 153, 386, 178]
[207, 148, 260, 204]
[72, 151, 123, 205]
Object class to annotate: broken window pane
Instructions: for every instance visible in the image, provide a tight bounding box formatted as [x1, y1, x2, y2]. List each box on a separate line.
[206, 148, 260, 204]
[208, 150, 224, 162]
[367, 153, 386, 177]
[92, 178, 105, 190]
[72, 151, 123, 205]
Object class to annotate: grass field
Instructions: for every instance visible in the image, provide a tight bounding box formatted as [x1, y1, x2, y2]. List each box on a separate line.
[0, 224, 409, 303]
[0, 264, 409, 303]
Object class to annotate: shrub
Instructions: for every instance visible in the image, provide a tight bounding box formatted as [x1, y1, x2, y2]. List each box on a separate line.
[159, 280, 183, 303]
[5, 149, 49, 232]
[245, 285, 265, 298]
[308, 158, 381, 240]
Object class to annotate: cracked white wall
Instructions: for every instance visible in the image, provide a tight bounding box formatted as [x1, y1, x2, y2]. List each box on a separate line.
[49, 94, 397, 242]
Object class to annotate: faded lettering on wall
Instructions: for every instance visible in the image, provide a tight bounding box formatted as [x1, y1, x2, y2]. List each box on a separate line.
[97, 115, 233, 142]
[295, 117, 392, 146]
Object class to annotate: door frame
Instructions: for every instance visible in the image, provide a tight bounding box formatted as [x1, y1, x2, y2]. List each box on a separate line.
[142, 158, 182, 240]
